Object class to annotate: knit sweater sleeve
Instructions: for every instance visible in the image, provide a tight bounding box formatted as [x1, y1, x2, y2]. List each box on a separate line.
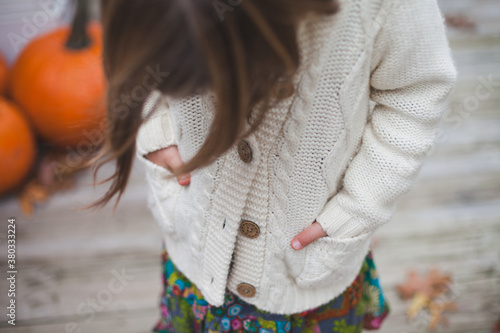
[315, 0, 457, 239]
[135, 90, 177, 159]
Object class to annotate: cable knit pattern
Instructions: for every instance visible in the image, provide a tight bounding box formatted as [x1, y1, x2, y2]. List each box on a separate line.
[135, 90, 177, 158]
[135, 0, 457, 314]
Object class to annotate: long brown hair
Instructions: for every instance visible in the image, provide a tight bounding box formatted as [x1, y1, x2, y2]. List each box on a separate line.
[86, 0, 339, 211]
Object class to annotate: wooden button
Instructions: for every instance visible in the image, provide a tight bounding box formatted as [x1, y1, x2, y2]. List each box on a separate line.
[237, 283, 256, 297]
[240, 220, 260, 239]
[273, 81, 295, 99]
[237, 140, 252, 163]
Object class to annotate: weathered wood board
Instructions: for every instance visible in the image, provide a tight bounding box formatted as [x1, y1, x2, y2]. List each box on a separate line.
[0, 0, 499, 331]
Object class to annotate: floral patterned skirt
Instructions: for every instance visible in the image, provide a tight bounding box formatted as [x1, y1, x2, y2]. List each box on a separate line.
[153, 244, 390, 333]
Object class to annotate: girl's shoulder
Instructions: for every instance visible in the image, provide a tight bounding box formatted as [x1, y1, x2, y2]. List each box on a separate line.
[301, 0, 388, 39]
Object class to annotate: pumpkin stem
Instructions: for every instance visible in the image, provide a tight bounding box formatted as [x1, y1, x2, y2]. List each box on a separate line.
[65, 0, 90, 50]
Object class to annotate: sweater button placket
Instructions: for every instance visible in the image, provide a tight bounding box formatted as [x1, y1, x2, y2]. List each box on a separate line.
[239, 220, 260, 239]
[237, 140, 252, 163]
[237, 283, 256, 298]
[272, 81, 295, 99]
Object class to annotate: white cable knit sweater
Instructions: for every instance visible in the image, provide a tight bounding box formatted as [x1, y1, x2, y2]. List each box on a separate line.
[135, 0, 456, 314]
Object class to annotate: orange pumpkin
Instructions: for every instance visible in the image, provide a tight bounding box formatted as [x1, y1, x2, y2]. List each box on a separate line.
[10, 19, 106, 148]
[0, 97, 36, 195]
[0, 53, 8, 95]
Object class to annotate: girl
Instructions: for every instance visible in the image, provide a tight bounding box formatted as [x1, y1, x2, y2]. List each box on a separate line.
[90, 0, 456, 331]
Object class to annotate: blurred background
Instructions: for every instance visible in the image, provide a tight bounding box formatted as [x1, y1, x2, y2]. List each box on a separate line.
[0, 0, 499, 332]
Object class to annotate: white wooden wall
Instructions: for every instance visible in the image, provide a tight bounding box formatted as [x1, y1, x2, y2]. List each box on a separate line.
[0, 0, 99, 65]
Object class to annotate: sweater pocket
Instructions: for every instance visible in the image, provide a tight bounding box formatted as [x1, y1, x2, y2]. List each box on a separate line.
[141, 156, 183, 234]
[294, 229, 373, 289]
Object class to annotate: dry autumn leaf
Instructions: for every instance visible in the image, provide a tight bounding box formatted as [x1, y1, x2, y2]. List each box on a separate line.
[407, 292, 429, 320]
[445, 14, 477, 31]
[19, 181, 50, 216]
[493, 315, 500, 333]
[397, 268, 452, 299]
[397, 270, 430, 300]
[397, 268, 457, 331]
[19, 151, 80, 216]
[428, 300, 457, 330]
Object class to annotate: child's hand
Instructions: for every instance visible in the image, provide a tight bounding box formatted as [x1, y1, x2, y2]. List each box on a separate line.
[291, 221, 327, 251]
[144, 146, 191, 186]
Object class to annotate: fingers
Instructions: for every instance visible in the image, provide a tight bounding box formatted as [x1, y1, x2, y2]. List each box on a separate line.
[176, 174, 191, 186]
[291, 221, 327, 251]
[144, 149, 165, 167]
[162, 146, 191, 186]
[145, 146, 191, 186]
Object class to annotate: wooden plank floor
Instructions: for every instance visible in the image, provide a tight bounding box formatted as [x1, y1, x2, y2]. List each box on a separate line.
[1, 0, 499, 332]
